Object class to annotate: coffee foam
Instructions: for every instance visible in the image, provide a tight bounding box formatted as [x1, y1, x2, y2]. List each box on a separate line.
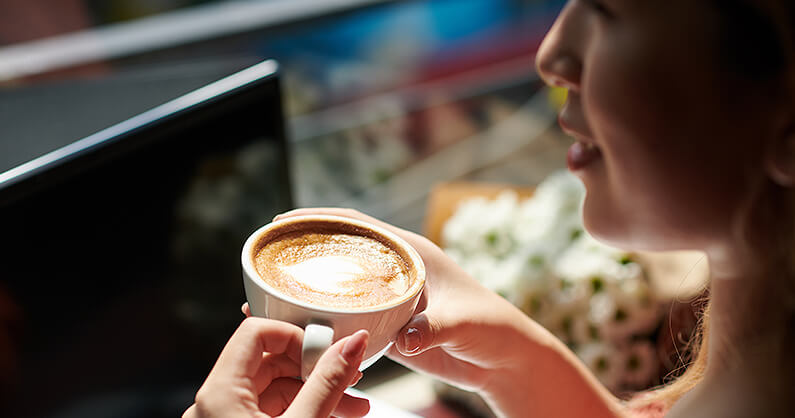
[254, 230, 411, 309]
[280, 255, 371, 294]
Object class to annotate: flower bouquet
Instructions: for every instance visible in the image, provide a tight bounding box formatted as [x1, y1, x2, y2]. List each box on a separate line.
[427, 171, 708, 415]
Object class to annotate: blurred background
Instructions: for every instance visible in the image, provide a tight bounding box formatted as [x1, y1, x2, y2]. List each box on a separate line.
[0, 0, 566, 221]
[2, 1, 703, 417]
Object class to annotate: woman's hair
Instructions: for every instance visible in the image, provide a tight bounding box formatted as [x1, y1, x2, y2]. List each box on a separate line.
[632, 0, 795, 410]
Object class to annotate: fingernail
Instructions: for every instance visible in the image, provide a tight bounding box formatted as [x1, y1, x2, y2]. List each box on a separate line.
[342, 330, 368, 361]
[401, 327, 421, 354]
[349, 371, 364, 387]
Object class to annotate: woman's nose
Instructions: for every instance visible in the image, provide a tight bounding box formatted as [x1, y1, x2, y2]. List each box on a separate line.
[536, 4, 583, 92]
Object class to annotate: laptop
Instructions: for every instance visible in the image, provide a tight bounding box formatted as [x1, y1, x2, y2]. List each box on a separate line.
[0, 60, 293, 418]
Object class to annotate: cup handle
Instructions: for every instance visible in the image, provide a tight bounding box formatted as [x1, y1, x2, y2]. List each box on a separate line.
[301, 323, 334, 381]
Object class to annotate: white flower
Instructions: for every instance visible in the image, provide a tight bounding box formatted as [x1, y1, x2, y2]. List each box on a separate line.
[537, 284, 590, 341]
[513, 172, 585, 255]
[520, 291, 553, 319]
[588, 291, 619, 326]
[539, 309, 577, 343]
[442, 196, 493, 250]
[441, 170, 666, 392]
[569, 316, 601, 346]
[442, 192, 520, 257]
[620, 341, 659, 388]
[493, 256, 541, 299]
[553, 233, 639, 286]
[550, 278, 591, 313]
[589, 287, 662, 342]
[576, 342, 625, 392]
[531, 170, 585, 218]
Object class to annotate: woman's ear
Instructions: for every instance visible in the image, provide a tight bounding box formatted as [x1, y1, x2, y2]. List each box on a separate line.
[765, 120, 795, 187]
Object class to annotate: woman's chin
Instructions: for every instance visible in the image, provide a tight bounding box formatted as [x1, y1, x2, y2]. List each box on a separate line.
[582, 209, 661, 252]
[583, 218, 693, 253]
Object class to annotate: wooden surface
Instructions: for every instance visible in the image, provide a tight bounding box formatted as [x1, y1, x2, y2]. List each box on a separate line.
[423, 181, 709, 300]
[423, 181, 536, 247]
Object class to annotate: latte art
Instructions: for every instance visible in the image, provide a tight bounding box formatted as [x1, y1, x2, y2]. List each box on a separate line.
[280, 255, 366, 294]
[254, 231, 411, 309]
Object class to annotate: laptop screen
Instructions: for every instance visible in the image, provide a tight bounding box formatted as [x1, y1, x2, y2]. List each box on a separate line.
[0, 60, 293, 418]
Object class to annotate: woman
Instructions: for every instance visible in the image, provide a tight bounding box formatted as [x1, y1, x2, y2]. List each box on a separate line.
[185, 0, 795, 416]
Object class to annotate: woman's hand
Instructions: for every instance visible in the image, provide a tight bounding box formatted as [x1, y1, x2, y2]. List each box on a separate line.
[183, 317, 370, 418]
[272, 208, 625, 418]
[271, 209, 537, 390]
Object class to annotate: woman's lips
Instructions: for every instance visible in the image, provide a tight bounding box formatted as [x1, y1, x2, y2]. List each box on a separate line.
[567, 140, 602, 171]
[557, 108, 602, 171]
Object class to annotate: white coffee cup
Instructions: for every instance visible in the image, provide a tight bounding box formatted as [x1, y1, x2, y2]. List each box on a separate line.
[241, 215, 426, 380]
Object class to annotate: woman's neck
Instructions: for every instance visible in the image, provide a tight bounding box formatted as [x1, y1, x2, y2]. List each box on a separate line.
[708, 271, 792, 366]
[701, 252, 795, 403]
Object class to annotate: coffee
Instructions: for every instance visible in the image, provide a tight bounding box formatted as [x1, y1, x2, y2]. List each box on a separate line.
[243, 215, 426, 377]
[253, 226, 413, 309]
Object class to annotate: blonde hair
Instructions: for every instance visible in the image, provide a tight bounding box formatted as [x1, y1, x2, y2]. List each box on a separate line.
[628, 301, 709, 410]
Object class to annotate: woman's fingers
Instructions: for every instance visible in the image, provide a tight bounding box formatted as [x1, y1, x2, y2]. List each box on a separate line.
[394, 311, 459, 357]
[241, 302, 251, 317]
[251, 353, 300, 394]
[182, 404, 197, 418]
[330, 392, 371, 418]
[258, 377, 302, 416]
[283, 330, 371, 418]
[258, 377, 370, 418]
[206, 318, 303, 387]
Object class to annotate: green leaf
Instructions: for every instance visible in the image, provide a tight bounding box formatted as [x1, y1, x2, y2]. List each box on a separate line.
[597, 357, 608, 371]
[591, 276, 604, 293]
[589, 324, 600, 340]
[529, 254, 545, 268]
[485, 231, 498, 246]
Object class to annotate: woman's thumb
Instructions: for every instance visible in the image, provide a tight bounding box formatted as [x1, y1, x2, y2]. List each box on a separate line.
[395, 312, 446, 356]
[285, 330, 369, 418]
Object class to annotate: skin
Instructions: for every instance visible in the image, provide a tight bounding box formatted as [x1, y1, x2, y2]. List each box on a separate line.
[538, 0, 795, 416]
[545, 0, 778, 254]
[272, 208, 626, 418]
[191, 0, 795, 416]
[183, 319, 371, 418]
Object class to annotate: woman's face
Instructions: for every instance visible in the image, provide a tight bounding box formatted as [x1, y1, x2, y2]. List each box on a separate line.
[536, 0, 780, 252]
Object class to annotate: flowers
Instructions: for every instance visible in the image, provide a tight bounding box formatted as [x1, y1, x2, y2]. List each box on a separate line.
[442, 171, 662, 392]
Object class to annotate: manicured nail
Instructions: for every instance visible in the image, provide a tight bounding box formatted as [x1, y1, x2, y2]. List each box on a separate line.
[349, 371, 364, 387]
[342, 330, 368, 361]
[402, 327, 421, 354]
